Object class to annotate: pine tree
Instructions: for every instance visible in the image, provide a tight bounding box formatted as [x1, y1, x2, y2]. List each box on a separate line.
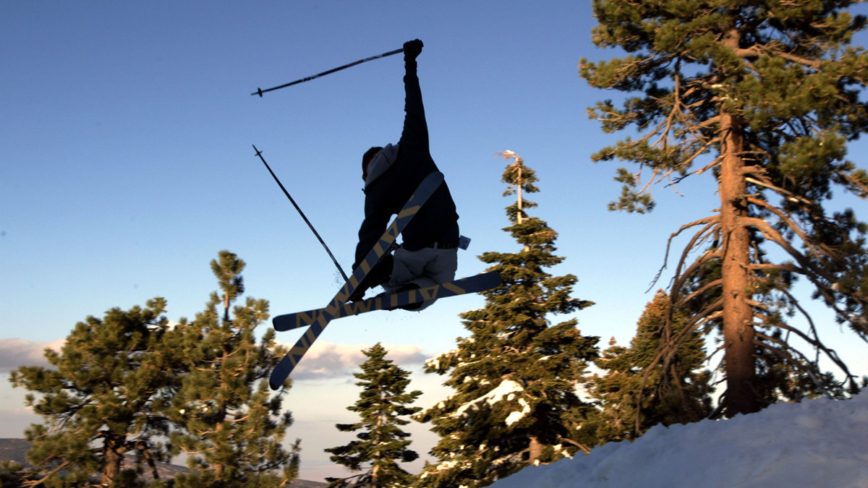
[0, 460, 29, 488]
[415, 152, 599, 488]
[9, 298, 179, 487]
[169, 251, 300, 488]
[324, 343, 421, 488]
[580, 0, 868, 416]
[590, 291, 712, 442]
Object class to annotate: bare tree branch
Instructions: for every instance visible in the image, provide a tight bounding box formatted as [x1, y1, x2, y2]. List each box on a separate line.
[649, 216, 721, 291]
[753, 335, 835, 399]
[748, 197, 840, 260]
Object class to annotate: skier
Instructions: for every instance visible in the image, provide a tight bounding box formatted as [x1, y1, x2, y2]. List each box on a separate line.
[349, 39, 460, 310]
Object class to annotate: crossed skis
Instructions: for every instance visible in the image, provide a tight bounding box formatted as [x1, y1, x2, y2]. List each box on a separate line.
[273, 272, 501, 331]
[269, 172, 500, 389]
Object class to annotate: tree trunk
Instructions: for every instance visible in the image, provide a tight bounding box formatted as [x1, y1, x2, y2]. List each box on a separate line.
[214, 366, 228, 479]
[214, 403, 227, 478]
[528, 436, 543, 464]
[372, 465, 380, 488]
[372, 398, 383, 488]
[718, 83, 760, 416]
[102, 440, 123, 486]
[517, 165, 523, 225]
[137, 441, 160, 481]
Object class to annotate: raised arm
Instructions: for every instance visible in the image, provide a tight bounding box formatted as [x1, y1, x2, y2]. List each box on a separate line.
[399, 39, 430, 157]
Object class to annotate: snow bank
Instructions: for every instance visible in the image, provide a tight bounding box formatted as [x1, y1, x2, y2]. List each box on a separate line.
[492, 394, 868, 488]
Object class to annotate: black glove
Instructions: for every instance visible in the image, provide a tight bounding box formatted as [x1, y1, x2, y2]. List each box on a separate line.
[403, 39, 423, 61]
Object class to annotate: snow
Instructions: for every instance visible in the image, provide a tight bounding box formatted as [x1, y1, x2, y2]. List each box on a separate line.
[504, 398, 530, 427]
[492, 394, 868, 488]
[453, 380, 525, 419]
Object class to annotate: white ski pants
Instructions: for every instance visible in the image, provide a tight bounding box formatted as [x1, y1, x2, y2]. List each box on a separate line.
[385, 246, 458, 310]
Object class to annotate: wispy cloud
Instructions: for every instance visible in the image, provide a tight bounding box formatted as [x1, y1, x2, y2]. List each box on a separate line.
[287, 341, 428, 380]
[0, 339, 64, 373]
[0, 338, 429, 381]
[0, 408, 41, 437]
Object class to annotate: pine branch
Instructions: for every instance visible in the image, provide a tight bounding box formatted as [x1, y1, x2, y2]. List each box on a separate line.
[667, 141, 724, 185]
[835, 168, 868, 199]
[744, 177, 813, 205]
[764, 290, 860, 391]
[675, 278, 723, 308]
[749, 263, 803, 274]
[743, 216, 866, 332]
[556, 437, 591, 455]
[649, 216, 721, 291]
[753, 334, 836, 398]
[670, 226, 723, 293]
[22, 460, 70, 488]
[747, 197, 841, 261]
[743, 217, 831, 283]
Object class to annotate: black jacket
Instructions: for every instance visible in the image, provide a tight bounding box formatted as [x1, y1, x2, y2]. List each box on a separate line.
[353, 59, 460, 270]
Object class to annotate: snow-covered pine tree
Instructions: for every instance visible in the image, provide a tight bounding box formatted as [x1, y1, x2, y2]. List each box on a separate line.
[324, 343, 422, 488]
[415, 151, 599, 488]
[590, 291, 712, 442]
[169, 251, 300, 488]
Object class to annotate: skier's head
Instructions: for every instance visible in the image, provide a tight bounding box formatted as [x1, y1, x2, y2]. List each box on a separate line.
[362, 146, 382, 181]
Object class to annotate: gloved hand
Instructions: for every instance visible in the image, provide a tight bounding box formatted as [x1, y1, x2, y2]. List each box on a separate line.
[403, 39, 423, 61]
[347, 288, 365, 303]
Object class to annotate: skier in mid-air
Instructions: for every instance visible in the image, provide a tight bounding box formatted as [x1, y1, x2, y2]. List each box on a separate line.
[349, 39, 460, 309]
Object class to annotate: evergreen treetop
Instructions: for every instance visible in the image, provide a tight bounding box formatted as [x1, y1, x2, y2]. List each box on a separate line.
[590, 291, 712, 441]
[10, 298, 178, 487]
[7, 251, 302, 487]
[169, 250, 300, 488]
[325, 342, 421, 488]
[416, 152, 598, 488]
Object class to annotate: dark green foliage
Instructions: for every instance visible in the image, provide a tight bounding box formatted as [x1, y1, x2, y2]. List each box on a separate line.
[9, 299, 179, 487]
[324, 343, 421, 488]
[169, 251, 300, 488]
[590, 291, 712, 441]
[581, 0, 868, 415]
[0, 461, 31, 488]
[7, 252, 302, 487]
[415, 152, 599, 488]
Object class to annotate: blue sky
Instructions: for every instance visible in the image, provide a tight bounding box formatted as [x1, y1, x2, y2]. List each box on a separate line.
[2, 1, 867, 482]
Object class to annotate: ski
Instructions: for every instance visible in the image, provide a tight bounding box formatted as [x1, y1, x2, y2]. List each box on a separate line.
[273, 272, 501, 331]
[269, 171, 444, 390]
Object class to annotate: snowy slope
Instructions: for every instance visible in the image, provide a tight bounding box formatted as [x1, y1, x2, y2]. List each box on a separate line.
[492, 394, 868, 488]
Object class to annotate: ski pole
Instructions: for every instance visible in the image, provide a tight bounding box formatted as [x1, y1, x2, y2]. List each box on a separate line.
[251, 47, 404, 97]
[253, 145, 349, 282]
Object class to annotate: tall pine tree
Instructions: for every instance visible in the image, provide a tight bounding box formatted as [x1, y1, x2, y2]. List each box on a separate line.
[169, 251, 300, 488]
[10, 298, 179, 487]
[324, 343, 421, 488]
[580, 0, 868, 416]
[589, 291, 712, 442]
[415, 151, 599, 488]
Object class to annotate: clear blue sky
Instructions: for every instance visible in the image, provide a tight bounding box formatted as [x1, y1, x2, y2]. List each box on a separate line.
[2, 1, 866, 481]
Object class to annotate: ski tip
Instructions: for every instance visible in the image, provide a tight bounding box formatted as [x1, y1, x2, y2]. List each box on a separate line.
[490, 272, 502, 286]
[271, 314, 294, 332]
[269, 371, 286, 391]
